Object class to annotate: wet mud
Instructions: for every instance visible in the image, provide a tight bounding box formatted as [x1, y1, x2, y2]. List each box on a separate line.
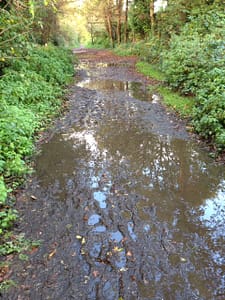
[3, 49, 225, 300]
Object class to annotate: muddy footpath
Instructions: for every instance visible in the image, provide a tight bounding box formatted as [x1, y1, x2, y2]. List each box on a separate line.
[2, 49, 225, 300]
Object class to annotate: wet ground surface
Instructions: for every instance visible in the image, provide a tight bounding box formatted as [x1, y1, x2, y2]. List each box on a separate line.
[3, 49, 225, 300]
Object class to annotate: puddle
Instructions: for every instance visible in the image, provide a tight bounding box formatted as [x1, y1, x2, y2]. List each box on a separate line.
[109, 230, 123, 243]
[92, 225, 107, 233]
[78, 79, 153, 102]
[88, 214, 101, 226]
[127, 221, 137, 241]
[114, 250, 127, 269]
[93, 191, 107, 208]
[90, 242, 102, 258]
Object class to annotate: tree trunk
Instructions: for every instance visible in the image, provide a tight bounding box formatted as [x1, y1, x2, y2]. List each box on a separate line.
[150, 0, 154, 34]
[105, 0, 114, 48]
[116, 0, 123, 44]
[124, 0, 129, 43]
[106, 13, 114, 47]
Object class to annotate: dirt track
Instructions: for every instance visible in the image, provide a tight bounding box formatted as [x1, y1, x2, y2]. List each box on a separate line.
[3, 49, 225, 300]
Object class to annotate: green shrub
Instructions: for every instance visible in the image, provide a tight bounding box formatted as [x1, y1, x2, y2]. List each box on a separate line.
[10, 45, 74, 86]
[0, 7, 32, 69]
[161, 9, 225, 151]
[193, 91, 225, 150]
[0, 70, 61, 107]
[0, 106, 37, 177]
[0, 177, 7, 205]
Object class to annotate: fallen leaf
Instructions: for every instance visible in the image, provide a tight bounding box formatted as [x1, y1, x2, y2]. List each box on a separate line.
[29, 246, 39, 255]
[81, 249, 86, 255]
[121, 237, 128, 243]
[113, 246, 124, 253]
[83, 215, 88, 221]
[81, 237, 86, 245]
[21, 285, 30, 290]
[48, 249, 56, 259]
[180, 257, 187, 262]
[93, 270, 99, 277]
[76, 235, 82, 240]
[0, 265, 9, 282]
[120, 267, 128, 272]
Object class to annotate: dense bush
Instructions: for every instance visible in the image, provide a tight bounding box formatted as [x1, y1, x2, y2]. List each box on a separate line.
[161, 9, 225, 151]
[10, 46, 74, 85]
[0, 7, 32, 70]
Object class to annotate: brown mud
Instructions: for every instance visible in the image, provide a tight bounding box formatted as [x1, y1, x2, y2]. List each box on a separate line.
[2, 49, 225, 300]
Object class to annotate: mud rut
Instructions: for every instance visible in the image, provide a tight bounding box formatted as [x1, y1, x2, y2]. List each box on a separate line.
[3, 50, 225, 300]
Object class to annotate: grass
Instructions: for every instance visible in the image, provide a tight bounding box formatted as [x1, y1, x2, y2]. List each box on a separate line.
[136, 61, 165, 81]
[135, 61, 195, 118]
[158, 86, 195, 118]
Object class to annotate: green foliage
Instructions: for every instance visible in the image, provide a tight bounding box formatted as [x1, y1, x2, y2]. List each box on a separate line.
[0, 232, 41, 256]
[115, 38, 164, 66]
[0, 6, 32, 67]
[0, 279, 17, 292]
[0, 209, 18, 235]
[10, 45, 74, 85]
[86, 31, 112, 49]
[0, 178, 7, 205]
[161, 8, 225, 150]
[0, 70, 61, 110]
[114, 43, 135, 56]
[129, 0, 151, 38]
[0, 106, 36, 177]
[192, 92, 225, 150]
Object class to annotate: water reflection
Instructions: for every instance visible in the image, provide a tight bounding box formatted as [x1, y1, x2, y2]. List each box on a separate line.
[78, 79, 153, 102]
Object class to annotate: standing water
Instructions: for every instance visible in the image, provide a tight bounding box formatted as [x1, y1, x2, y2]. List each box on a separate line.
[4, 50, 225, 300]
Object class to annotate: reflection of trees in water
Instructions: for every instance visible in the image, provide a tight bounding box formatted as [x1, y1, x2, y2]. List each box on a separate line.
[35, 133, 86, 195]
[82, 79, 152, 102]
[98, 119, 224, 208]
